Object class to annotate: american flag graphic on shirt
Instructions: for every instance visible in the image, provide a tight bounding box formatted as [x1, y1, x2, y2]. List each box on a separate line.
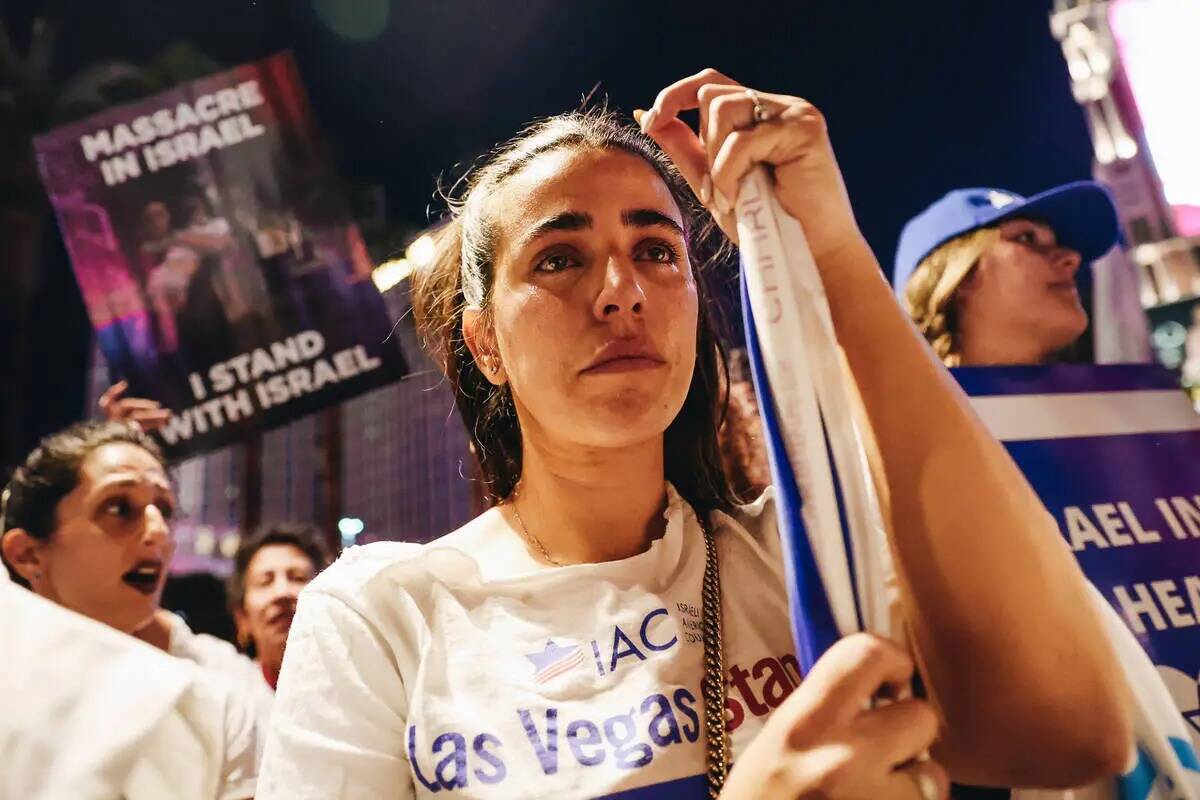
[525, 640, 585, 684]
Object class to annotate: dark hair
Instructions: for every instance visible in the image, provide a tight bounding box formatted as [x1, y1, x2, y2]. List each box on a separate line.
[2, 420, 166, 582]
[227, 522, 332, 614]
[410, 107, 738, 516]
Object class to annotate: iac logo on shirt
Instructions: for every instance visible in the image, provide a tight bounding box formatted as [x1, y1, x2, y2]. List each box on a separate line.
[523, 608, 680, 684]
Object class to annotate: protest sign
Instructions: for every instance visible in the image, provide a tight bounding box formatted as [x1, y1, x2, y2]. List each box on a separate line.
[34, 52, 407, 459]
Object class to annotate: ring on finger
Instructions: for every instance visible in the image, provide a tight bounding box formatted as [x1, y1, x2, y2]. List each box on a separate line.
[745, 89, 776, 126]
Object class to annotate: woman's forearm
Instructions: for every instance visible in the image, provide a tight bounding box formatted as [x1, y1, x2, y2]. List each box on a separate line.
[815, 236, 1131, 785]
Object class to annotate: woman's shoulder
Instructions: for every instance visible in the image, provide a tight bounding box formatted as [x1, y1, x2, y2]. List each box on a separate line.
[302, 512, 502, 610]
[713, 485, 784, 566]
[722, 485, 778, 539]
[303, 540, 426, 604]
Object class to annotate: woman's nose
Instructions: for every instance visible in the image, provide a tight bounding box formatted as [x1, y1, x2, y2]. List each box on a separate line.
[1052, 246, 1082, 276]
[594, 256, 646, 320]
[140, 505, 171, 549]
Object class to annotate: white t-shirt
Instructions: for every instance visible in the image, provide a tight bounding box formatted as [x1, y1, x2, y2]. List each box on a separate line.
[166, 609, 276, 750]
[259, 486, 796, 799]
[0, 573, 257, 800]
[124, 674, 259, 800]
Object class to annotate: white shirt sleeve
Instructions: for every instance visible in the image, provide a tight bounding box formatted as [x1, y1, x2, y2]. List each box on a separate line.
[258, 587, 414, 800]
[217, 674, 260, 800]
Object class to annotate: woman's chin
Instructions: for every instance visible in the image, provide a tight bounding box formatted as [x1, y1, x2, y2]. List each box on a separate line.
[567, 405, 680, 450]
[1040, 316, 1089, 355]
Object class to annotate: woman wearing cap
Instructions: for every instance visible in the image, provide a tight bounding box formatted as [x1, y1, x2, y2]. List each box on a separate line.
[260, 70, 1130, 799]
[893, 182, 1120, 366]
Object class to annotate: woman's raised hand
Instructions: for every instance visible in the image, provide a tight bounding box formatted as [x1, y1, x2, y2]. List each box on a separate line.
[639, 68, 864, 262]
[721, 633, 948, 800]
[98, 380, 172, 432]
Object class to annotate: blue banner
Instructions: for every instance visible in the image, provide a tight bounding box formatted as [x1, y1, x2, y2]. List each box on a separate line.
[958, 363, 1200, 750]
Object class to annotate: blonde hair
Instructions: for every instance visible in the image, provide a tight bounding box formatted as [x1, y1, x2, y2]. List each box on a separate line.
[902, 227, 1000, 366]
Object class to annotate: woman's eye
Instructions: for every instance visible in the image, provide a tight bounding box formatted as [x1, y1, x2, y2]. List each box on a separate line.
[1013, 230, 1038, 245]
[640, 243, 679, 264]
[156, 501, 176, 520]
[103, 498, 132, 518]
[534, 251, 579, 273]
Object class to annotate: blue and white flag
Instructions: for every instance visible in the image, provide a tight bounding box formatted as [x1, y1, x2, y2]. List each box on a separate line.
[733, 169, 1199, 799]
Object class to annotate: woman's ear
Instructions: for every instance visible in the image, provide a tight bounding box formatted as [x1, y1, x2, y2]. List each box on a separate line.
[1, 528, 44, 584]
[462, 308, 508, 387]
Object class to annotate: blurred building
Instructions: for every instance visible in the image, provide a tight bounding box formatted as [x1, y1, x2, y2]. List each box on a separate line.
[1052, 0, 1200, 384]
[337, 282, 477, 548]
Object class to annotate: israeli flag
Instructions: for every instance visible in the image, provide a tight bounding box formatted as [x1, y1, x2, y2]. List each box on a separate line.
[733, 169, 1199, 800]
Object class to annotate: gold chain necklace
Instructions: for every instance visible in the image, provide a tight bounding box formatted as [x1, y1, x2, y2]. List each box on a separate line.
[510, 497, 565, 567]
[699, 515, 729, 796]
[509, 495, 728, 794]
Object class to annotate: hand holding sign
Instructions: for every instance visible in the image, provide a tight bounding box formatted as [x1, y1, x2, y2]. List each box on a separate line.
[98, 381, 172, 432]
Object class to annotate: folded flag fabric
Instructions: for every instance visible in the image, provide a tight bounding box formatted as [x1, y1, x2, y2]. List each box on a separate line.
[733, 168, 1199, 800]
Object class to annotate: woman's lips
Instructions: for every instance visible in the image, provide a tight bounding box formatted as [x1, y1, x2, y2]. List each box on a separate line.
[121, 560, 164, 596]
[1045, 279, 1080, 301]
[581, 339, 666, 374]
[267, 608, 296, 628]
[581, 356, 667, 374]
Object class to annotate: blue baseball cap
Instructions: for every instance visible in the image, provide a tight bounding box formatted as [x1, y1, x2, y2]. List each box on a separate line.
[892, 181, 1120, 300]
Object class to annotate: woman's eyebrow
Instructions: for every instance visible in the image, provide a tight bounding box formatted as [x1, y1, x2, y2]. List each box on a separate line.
[518, 208, 684, 251]
[519, 210, 592, 249]
[622, 208, 684, 236]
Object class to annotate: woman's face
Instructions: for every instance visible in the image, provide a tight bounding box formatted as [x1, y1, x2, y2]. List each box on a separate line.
[471, 147, 700, 453]
[236, 543, 315, 661]
[958, 218, 1087, 353]
[142, 202, 171, 239]
[34, 443, 176, 634]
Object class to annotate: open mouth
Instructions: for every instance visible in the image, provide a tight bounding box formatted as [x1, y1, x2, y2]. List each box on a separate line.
[121, 560, 164, 596]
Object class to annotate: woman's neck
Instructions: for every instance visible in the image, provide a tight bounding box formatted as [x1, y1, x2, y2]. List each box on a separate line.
[956, 320, 1055, 366]
[260, 653, 282, 690]
[131, 609, 174, 652]
[511, 432, 669, 565]
[257, 639, 286, 688]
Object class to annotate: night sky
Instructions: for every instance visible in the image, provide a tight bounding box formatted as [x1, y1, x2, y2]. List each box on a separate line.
[4, 0, 1099, 446]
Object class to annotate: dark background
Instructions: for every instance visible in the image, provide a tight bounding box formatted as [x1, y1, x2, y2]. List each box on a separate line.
[0, 0, 1097, 468]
